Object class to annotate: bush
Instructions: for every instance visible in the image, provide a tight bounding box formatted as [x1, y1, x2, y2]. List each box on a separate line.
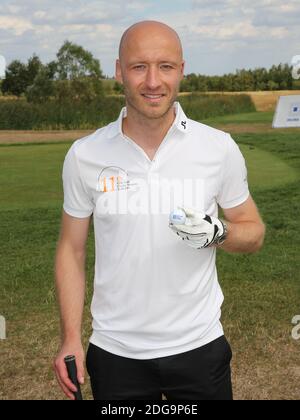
[178, 93, 256, 120]
[54, 78, 103, 103]
[113, 81, 124, 94]
[0, 96, 125, 130]
[26, 69, 54, 103]
[0, 93, 255, 130]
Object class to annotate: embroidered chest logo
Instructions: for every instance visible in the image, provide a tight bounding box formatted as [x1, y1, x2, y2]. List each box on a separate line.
[181, 120, 187, 130]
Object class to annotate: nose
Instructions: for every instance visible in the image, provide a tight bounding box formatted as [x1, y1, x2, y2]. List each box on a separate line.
[145, 66, 162, 90]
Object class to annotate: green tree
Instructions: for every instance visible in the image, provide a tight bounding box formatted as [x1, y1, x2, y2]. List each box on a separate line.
[53, 77, 103, 103]
[1, 55, 43, 96]
[45, 60, 58, 79]
[1, 60, 28, 96]
[236, 69, 255, 91]
[197, 75, 208, 91]
[26, 68, 54, 103]
[252, 67, 268, 91]
[55, 40, 103, 80]
[179, 76, 191, 92]
[113, 81, 124, 94]
[26, 42, 105, 103]
[280, 63, 293, 89]
[207, 76, 220, 91]
[268, 64, 289, 89]
[26, 54, 43, 85]
[267, 80, 279, 90]
[70, 77, 103, 102]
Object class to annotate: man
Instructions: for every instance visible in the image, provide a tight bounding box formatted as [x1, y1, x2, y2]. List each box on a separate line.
[54, 20, 265, 400]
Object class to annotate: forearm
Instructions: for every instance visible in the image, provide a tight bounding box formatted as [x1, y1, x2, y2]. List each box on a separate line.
[218, 220, 265, 254]
[55, 241, 86, 343]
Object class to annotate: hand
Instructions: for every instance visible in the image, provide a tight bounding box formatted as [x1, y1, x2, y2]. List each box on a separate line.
[53, 341, 85, 400]
[169, 207, 226, 249]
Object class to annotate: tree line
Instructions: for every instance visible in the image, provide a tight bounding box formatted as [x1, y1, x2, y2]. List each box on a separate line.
[181, 64, 297, 92]
[0, 41, 105, 103]
[0, 41, 298, 103]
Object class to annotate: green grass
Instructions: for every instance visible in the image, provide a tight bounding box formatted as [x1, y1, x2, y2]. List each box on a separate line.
[0, 133, 297, 211]
[240, 144, 298, 190]
[0, 121, 300, 399]
[202, 111, 274, 125]
[0, 143, 69, 210]
[219, 132, 300, 383]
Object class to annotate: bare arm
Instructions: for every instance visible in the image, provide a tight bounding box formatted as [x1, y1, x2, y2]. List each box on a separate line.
[218, 195, 265, 254]
[54, 211, 91, 399]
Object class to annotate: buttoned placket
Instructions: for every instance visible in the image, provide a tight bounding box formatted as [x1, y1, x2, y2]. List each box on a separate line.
[120, 124, 180, 218]
[121, 122, 177, 177]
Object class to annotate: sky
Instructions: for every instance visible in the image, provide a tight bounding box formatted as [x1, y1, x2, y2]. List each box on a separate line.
[0, 0, 299, 77]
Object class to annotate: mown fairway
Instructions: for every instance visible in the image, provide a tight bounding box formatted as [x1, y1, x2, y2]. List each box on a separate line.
[0, 111, 299, 400]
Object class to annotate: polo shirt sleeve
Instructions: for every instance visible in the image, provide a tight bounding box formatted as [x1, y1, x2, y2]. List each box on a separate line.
[217, 134, 250, 209]
[62, 143, 94, 218]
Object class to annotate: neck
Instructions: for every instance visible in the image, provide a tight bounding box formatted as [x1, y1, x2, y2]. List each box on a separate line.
[122, 103, 176, 149]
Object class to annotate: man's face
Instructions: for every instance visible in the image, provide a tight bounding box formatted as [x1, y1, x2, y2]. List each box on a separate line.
[116, 28, 185, 120]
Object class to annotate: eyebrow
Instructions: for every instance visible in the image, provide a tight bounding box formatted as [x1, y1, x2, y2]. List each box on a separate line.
[127, 60, 179, 67]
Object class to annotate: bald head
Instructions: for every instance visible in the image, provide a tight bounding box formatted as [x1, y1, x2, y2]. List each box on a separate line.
[118, 21, 183, 63]
[115, 20, 185, 121]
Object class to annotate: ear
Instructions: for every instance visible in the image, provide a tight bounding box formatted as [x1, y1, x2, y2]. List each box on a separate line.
[115, 59, 123, 84]
[180, 60, 185, 80]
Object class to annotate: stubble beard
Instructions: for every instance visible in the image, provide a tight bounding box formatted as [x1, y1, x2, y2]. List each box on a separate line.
[124, 84, 179, 121]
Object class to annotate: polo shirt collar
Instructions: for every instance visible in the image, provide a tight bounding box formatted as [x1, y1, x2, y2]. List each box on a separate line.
[107, 101, 189, 139]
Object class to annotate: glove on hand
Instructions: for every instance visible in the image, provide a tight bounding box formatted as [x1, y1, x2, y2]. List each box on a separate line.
[169, 207, 226, 249]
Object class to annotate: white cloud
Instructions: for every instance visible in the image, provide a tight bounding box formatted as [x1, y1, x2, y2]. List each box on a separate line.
[6, 5, 23, 14]
[0, 0, 299, 76]
[0, 15, 33, 36]
[127, 1, 152, 11]
[33, 11, 47, 19]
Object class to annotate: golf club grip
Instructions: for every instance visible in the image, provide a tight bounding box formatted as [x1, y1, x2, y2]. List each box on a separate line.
[64, 355, 83, 400]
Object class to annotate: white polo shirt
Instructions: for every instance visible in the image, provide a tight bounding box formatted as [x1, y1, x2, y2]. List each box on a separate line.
[62, 101, 249, 359]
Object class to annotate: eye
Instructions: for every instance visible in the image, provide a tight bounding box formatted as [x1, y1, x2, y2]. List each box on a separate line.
[133, 65, 146, 71]
[161, 64, 174, 70]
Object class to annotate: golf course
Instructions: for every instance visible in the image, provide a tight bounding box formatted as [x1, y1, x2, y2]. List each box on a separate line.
[0, 105, 299, 400]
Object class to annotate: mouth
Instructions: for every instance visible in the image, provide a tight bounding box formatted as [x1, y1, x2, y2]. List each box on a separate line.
[141, 94, 166, 103]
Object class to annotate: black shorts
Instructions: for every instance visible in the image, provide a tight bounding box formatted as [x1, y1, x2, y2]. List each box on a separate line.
[86, 335, 233, 400]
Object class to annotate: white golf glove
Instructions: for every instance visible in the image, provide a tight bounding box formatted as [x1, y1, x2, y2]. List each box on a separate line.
[169, 207, 227, 249]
